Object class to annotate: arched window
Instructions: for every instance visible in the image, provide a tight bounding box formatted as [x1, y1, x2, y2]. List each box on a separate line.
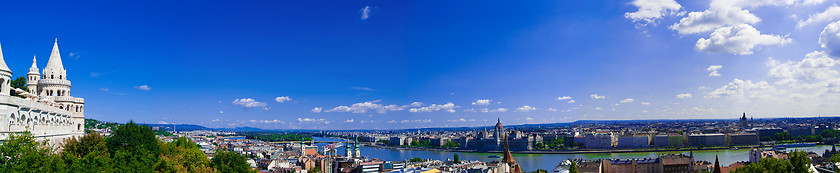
[51, 75, 54, 79]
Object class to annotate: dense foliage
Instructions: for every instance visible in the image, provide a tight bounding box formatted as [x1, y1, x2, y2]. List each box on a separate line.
[211, 150, 253, 173]
[732, 149, 811, 173]
[453, 153, 460, 164]
[535, 138, 565, 150]
[243, 133, 313, 142]
[10, 76, 28, 98]
[769, 130, 840, 142]
[569, 161, 578, 173]
[0, 122, 254, 173]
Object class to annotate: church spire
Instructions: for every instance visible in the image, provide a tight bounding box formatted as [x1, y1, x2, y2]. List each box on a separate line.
[0, 42, 10, 73]
[45, 38, 65, 72]
[713, 155, 721, 173]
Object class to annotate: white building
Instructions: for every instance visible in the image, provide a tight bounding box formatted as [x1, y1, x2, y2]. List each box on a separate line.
[0, 39, 85, 145]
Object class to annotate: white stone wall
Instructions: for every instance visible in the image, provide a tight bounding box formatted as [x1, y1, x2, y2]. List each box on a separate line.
[0, 96, 83, 142]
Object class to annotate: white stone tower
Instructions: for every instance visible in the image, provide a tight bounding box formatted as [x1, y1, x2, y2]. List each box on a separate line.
[37, 39, 85, 119]
[0, 42, 11, 96]
[27, 55, 40, 93]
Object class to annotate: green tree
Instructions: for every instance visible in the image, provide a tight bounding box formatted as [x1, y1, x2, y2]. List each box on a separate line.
[0, 132, 67, 172]
[156, 137, 215, 173]
[830, 152, 840, 163]
[453, 153, 460, 164]
[10, 76, 29, 98]
[410, 157, 423, 162]
[107, 121, 161, 172]
[61, 132, 113, 173]
[789, 149, 811, 173]
[569, 160, 578, 173]
[211, 151, 253, 173]
[308, 166, 321, 173]
[732, 157, 791, 173]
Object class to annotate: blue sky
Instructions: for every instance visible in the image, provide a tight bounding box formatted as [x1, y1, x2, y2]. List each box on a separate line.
[2, 0, 840, 130]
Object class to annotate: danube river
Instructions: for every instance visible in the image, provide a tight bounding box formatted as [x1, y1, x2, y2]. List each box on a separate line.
[316, 137, 835, 172]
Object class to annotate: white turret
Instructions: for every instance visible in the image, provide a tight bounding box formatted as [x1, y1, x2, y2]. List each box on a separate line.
[0, 42, 11, 96]
[27, 55, 40, 93]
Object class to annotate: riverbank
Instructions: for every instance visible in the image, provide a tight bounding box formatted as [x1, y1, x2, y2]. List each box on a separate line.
[364, 143, 766, 154]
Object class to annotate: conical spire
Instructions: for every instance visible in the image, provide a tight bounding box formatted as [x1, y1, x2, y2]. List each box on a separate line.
[28, 55, 39, 73]
[45, 38, 65, 71]
[713, 155, 721, 173]
[0, 42, 10, 73]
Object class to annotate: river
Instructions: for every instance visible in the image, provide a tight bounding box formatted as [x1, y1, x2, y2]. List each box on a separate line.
[313, 137, 835, 172]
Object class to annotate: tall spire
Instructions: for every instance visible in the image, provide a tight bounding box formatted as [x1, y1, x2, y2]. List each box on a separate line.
[0, 42, 10, 73]
[713, 155, 721, 173]
[45, 38, 65, 72]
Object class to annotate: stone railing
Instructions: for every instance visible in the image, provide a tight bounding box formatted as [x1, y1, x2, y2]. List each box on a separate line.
[36, 79, 71, 86]
[0, 96, 74, 117]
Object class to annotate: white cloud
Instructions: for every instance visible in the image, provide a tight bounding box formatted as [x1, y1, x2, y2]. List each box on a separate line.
[624, 0, 684, 27]
[409, 102, 458, 113]
[706, 78, 777, 99]
[99, 88, 109, 92]
[515, 105, 537, 112]
[275, 96, 292, 103]
[409, 102, 424, 107]
[401, 119, 432, 123]
[590, 94, 606, 99]
[360, 6, 372, 20]
[218, 111, 224, 114]
[492, 108, 508, 112]
[670, 7, 761, 35]
[709, 0, 796, 9]
[567, 100, 576, 104]
[232, 98, 267, 108]
[547, 108, 558, 112]
[254, 119, 285, 124]
[472, 99, 492, 105]
[134, 85, 151, 91]
[676, 93, 693, 99]
[620, 98, 635, 103]
[594, 107, 603, 110]
[797, 6, 840, 28]
[820, 21, 840, 57]
[344, 119, 355, 123]
[768, 51, 840, 88]
[556, 96, 572, 101]
[447, 118, 476, 122]
[311, 107, 322, 113]
[707, 65, 723, 77]
[696, 24, 791, 55]
[297, 118, 329, 124]
[326, 100, 403, 114]
[641, 102, 651, 105]
[350, 86, 375, 91]
[526, 117, 534, 121]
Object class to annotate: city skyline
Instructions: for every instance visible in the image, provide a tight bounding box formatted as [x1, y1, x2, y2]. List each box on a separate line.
[2, 0, 840, 130]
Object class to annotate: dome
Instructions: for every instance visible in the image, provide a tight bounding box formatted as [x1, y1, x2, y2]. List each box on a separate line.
[495, 118, 504, 130]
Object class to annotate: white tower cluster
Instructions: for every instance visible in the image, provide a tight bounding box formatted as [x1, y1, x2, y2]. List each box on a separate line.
[31, 39, 85, 114]
[0, 39, 86, 143]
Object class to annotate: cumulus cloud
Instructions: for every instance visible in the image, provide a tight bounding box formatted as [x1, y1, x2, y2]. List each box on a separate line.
[797, 6, 840, 28]
[567, 100, 576, 104]
[232, 98, 267, 108]
[360, 6, 373, 20]
[491, 108, 508, 113]
[472, 99, 492, 105]
[707, 65, 723, 77]
[620, 98, 635, 103]
[590, 94, 606, 99]
[99, 88, 109, 92]
[676, 93, 693, 99]
[515, 105, 537, 112]
[695, 24, 791, 55]
[556, 96, 572, 101]
[768, 51, 840, 88]
[547, 108, 558, 112]
[311, 107, 322, 113]
[594, 107, 603, 110]
[624, 0, 684, 27]
[820, 21, 840, 57]
[669, 7, 760, 35]
[134, 85, 151, 91]
[641, 102, 651, 105]
[344, 119, 355, 123]
[275, 96, 291, 103]
[706, 78, 778, 99]
[325, 100, 403, 114]
[409, 102, 424, 107]
[409, 102, 458, 113]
